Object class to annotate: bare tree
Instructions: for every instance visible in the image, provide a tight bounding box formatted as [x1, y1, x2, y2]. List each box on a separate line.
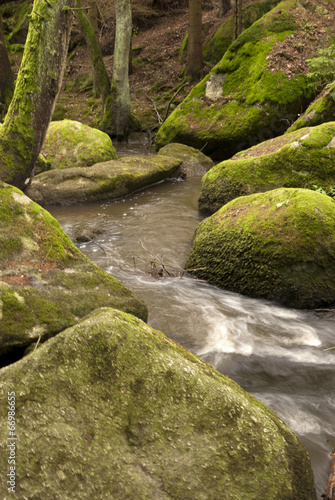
[0, 0, 75, 189]
[187, 0, 203, 81]
[99, 0, 132, 138]
[232, 0, 242, 40]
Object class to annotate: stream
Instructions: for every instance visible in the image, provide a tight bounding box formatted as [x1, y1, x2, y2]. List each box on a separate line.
[48, 148, 335, 497]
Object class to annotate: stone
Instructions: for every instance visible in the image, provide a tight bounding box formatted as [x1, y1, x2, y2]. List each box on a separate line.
[187, 188, 335, 309]
[158, 143, 214, 177]
[27, 155, 182, 206]
[0, 307, 317, 499]
[0, 182, 147, 356]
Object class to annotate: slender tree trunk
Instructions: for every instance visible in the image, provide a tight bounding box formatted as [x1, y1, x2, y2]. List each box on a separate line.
[87, 0, 100, 95]
[0, 12, 14, 117]
[187, 0, 203, 81]
[232, 0, 242, 41]
[0, 0, 75, 189]
[76, 0, 110, 104]
[218, 0, 231, 17]
[99, 0, 132, 138]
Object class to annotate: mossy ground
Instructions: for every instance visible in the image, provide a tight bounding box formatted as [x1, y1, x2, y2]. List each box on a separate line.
[0, 182, 147, 355]
[187, 188, 335, 309]
[0, 308, 316, 499]
[198, 121, 335, 214]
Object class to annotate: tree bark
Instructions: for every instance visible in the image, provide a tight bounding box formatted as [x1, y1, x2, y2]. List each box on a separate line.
[0, 12, 14, 117]
[87, 0, 100, 95]
[218, 0, 231, 17]
[99, 0, 132, 138]
[232, 0, 242, 41]
[76, 0, 110, 104]
[187, 0, 203, 81]
[0, 0, 75, 190]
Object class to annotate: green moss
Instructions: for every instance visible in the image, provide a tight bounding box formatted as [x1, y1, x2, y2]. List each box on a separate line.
[187, 188, 335, 308]
[0, 307, 316, 499]
[155, 0, 316, 157]
[198, 122, 335, 214]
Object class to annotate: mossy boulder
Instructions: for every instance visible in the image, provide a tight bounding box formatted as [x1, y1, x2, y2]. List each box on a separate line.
[0, 307, 316, 499]
[203, 0, 282, 66]
[27, 155, 181, 206]
[158, 143, 214, 176]
[286, 83, 335, 133]
[198, 122, 335, 215]
[155, 0, 328, 158]
[0, 182, 147, 356]
[41, 119, 118, 170]
[187, 188, 335, 309]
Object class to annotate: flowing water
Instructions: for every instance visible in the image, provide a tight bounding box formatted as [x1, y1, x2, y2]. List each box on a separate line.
[49, 167, 335, 497]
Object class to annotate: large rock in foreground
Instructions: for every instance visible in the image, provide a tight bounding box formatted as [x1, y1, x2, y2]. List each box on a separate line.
[27, 155, 181, 206]
[41, 119, 118, 170]
[0, 308, 316, 499]
[155, 0, 333, 158]
[199, 122, 335, 215]
[0, 183, 147, 356]
[187, 188, 335, 309]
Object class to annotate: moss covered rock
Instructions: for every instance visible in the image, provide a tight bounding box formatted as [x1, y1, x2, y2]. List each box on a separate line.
[155, 0, 328, 158]
[187, 188, 335, 309]
[41, 119, 118, 170]
[198, 122, 335, 215]
[27, 155, 181, 205]
[158, 143, 214, 176]
[0, 182, 147, 356]
[0, 307, 316, 499]
[203, 0, 281, 66]
[286, 83, 335, 133]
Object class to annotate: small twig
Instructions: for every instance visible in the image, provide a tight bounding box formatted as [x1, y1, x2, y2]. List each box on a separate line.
[146, 95, 162, 125]
[34, 335, 42, 351]
[198, 142, 208, 155]
[33, 10, 44, 19]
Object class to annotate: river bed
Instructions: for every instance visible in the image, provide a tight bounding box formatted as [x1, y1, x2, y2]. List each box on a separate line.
[49, 175, 335, 497]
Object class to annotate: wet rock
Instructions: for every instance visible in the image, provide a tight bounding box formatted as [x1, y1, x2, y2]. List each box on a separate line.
[41, 119, 118, 170]
[0, 182, 147, 357]
[198, 122, 335, 215]
[27, 155, 182, 206]
[0, 307, 316, 499]
[158, 143, 214, 177]
[155, 0, 329, 158]
[187, 188, 335, 309]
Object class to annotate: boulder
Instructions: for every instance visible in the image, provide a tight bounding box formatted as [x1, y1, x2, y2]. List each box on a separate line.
[155, 0, 333, 158]
[186, 188, 335, 309]
[0, 182, 147, 357]
[41, 119, 118, 170]
[0, 307, 316, 499]
[158, 143, 214, 176]
[199, 122, 335, 215]
[286, 83, 335, 133]
[27, 155, 182, 206]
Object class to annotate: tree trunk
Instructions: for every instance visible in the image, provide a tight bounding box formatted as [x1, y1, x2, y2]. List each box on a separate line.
[99, 0, 132, 139]
[87, 0, 100, 96]
[218, 0, 231, 17]
[0, 0, 75, 190]
[232, 0, 242, 41]
[0, 12, 14, 117]
[187, 0, 203, 81]
[76, 0, 110, 104]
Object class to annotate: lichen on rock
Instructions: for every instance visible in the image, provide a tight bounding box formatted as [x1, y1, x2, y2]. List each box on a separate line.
[0, 182, 147, 356]
[187, 188, 335, 309]
[41, 119, 118, 170]
[0, 307, 317, 499]
[27, 154, 182, 205]
[198, 122, 335, 215]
